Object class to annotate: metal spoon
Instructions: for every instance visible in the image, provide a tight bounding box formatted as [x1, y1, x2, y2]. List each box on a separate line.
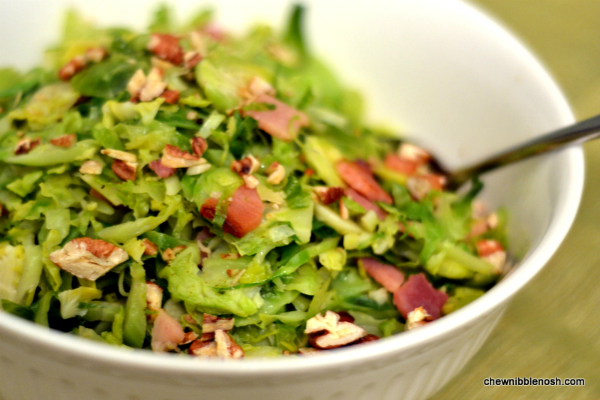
[440, 113, 600, 190]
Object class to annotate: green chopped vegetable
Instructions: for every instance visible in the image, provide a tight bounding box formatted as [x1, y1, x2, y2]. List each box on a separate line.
[0, 5, 507, 358]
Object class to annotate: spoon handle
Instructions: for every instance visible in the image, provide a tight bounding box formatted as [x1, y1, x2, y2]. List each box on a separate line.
[448, 113, 600, 189]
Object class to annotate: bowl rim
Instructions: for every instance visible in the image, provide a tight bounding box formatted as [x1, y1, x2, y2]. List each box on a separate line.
[0, 0, 585, 377]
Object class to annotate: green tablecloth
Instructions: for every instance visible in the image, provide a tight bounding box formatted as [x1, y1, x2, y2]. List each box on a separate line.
[432, 1, 600, 398]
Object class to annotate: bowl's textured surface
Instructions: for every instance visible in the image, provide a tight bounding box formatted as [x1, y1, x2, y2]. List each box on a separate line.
[0, 1, 583, 399]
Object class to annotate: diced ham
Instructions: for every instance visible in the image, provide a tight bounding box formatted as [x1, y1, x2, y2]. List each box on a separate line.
[476, 239, 504, 257]
[151, 309, 185, 352]
[160, 89, 180, 104]
[147, 33, 184, 65]
[346, 188, 388, 221]
[393, 273, 448, 320]
[241, 94, 308, 141]
[200, 185, 264, 238]
[336, 160, 392, 204]
[149, 160, 176, 178]
[223, 185, 264, 238]
[360, 258, 405, 292]
[419, 173, 446, 191]
[384, 154, 419, 176]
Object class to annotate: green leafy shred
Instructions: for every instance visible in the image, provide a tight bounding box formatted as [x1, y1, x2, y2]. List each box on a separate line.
[0, 5, 507, 357]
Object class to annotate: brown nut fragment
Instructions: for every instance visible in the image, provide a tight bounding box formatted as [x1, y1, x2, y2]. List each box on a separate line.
[142, 239, 158, 256]
[50, 134, 77, 148]
[85, 47, 108, 63]
[49, 238, 129, 281]
[202, 314, 235, 333]
[162, 245, 187, 262]
[58, 56, 87, 81]
[146, 282, 163, 322]
[184, 51, 202, 69]
[191, 137, 208, 157]
[112, 160, 137, 181]
[127, 69, 147, 98]
[304, 310, 367, 349]
[189, 339, 218, 357]
[406, 306, 433, 330]
[140, 67, 167, 102]
[160, 89, 180, 104]
[339, 199, 349, 220]
[161, 144, 205, 168]
[398, 143, 431, 164]
[242, 174, 260, 189]
[79, 160, 103, 175]
[231, 155, 260, 176]
[147, 33, 184, 65]
[14, 137, 40, 155]
[351, 334, 380, 345]
[181, 331, 199, 345]
[314, 187, 345, 205]
[215, 330, 244, 359]
[266, 163, 285, 185]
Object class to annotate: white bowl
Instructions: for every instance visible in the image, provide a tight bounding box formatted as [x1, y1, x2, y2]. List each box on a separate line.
[0, 1, 584, 399]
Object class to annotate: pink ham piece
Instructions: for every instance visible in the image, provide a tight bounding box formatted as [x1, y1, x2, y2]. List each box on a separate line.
[241, 94, 308, 141]
[346, 188, 388, 221]
[336, 160, 392, 204]
[384, 154, 419, 176]
[201, 185, 264, 238]
[151, 309, 185, 352]
[393, 273, 448, 320]
[223, 185, 264, 238]
[359, 258, 405, 292]
[149, 160, 176, 178]
[476, 239, 504, 257]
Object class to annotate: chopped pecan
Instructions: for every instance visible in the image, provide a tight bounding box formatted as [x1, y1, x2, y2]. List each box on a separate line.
[188, 329, 243, 359]
[148, 159, 176, 178]
[352, 334, 380, 345]
[147, 33, 184, 65]
[202, 314, 235, 333]
[406, 306, 433, 330]
[189, 338, 217, 357]
[242, 174, 260, 189]
[314, 186, 344, 205]
[161, 144, 205, 168]
[140, 67, 167, 102]
[14, 137, 40, 155]
[79, 160, 103, 175]
[85, 47, 108, 63]
[266, 162, 285, 185]
[248, 76, 275, 98]
[305, 310, 367, 349]
[146, 282, 163, 322]
[142, 239, 158, 256]
[191, 137, 208, 157]
[49, 238, 128, 281]
[162, 245, 187, 262]
[160, 89, 180, 104]
[215, 329, 244, 359]
[112, 160, 137, 181]
[199, 197, 218, 220]
[50, 134, 77, 148]
[398, 143, 431, 164]
[58, 56, 87, 81]
[231, 155, 260, 175]
[184, 51, 202, 69]
[127, 69, 147, 98]
[101, 149, 137, 163]
[181, 331, 199, 345]
[476, 239, 506, 273]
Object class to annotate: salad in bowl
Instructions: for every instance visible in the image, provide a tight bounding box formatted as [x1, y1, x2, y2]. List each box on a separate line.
[0, 5, 508, 358]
